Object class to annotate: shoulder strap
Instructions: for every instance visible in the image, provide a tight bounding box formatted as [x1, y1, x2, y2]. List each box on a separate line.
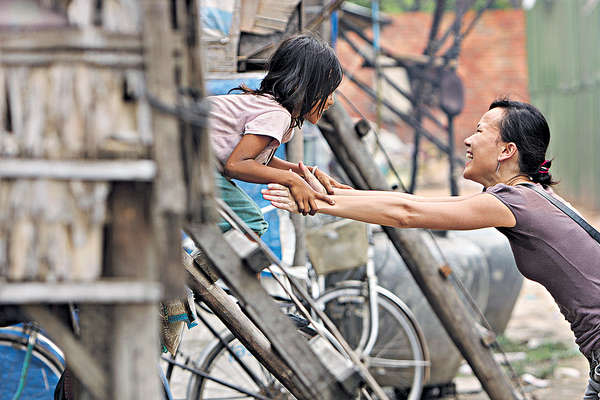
[518, 183, 600, 243]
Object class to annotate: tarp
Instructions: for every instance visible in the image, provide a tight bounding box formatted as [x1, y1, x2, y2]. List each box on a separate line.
[201, 0, 236, 40]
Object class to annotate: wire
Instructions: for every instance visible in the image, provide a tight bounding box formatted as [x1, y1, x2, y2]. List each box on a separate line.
[12, 328, 37, 400]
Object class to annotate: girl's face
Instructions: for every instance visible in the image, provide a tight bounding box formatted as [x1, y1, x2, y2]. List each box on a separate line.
[305, 93, 335, 124]
[463, 107, 506, 186]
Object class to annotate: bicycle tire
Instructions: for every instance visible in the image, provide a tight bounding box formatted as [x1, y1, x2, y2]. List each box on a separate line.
[187, 331, 296, 400]
[316, 283, 429, 400]
[0, 328, 65, 400]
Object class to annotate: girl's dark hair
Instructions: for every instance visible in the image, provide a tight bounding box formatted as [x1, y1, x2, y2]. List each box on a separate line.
[230, 33, 342, 128]
[489, 98, 557, 188]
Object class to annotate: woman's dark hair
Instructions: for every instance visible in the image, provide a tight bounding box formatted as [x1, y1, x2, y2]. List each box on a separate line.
[489, 98, 557, 188]
[230, 33, 343, 128]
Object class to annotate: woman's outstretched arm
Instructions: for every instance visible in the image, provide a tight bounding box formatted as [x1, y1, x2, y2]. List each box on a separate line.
[332, 188, 479, 202]
[262, 184, 515, 231]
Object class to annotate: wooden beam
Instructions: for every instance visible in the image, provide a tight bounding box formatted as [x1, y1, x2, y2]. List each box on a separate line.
[0, 28, 143, 67]
[186, 223, 352, 400]
[183, 250, 310, 399]
[0, 52, 144, 68]
[0, 28, 142, 51]
[0, 159, 156, 181]
[0, 281, 162, 304]
[320, 102, 519, 400]
[76, 182, 161, 400]
[141, 0, 187, 299]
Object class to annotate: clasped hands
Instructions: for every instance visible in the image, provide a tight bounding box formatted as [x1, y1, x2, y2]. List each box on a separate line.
[264, 161, 350, 216]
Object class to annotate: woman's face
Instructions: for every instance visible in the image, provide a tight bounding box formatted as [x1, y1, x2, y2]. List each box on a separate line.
[305, 93, 335, 124]
[463, 108, 506, 185]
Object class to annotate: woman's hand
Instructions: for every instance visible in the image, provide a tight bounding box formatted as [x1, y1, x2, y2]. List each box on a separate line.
[261, 184, 299, 213]
[300, 161, 353, 194]
[287, 172, 335, 215]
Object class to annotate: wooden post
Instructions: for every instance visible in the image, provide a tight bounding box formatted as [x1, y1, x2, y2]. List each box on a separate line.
[77, 183, 160, 400]
[320, 102, 519, 400]
[287, 128, 308, 266]
[141, 0, 187, 299]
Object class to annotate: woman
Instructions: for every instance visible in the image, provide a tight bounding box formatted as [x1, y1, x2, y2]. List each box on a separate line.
[262, 99, 600, 398]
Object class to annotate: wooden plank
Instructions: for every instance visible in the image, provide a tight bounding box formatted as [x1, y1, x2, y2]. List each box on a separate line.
[0, 52, 144, 68]
[186, 223, 350, 400]
[321, 102, 519, 400]
[23, 305, 108, 400]
[183, 250, 311, 399]
[0, 281, 162, 304]
[0, 159, 156, 180]
[286, 128, 307, 266]
[0, 28, 142, 51]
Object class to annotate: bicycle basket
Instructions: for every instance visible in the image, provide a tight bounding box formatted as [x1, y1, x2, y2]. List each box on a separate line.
[305, 219, 368, 275]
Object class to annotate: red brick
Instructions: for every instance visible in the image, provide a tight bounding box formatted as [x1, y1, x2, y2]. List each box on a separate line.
[336, 9, 529, 147]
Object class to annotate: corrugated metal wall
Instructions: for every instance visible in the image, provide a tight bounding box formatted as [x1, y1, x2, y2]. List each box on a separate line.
[526, 0, 600, 208]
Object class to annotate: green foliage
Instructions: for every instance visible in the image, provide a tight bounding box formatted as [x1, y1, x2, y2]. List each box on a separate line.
[348, 0, 517, 14]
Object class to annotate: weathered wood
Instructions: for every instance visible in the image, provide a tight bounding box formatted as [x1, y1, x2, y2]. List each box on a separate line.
[178, 0, 218, 226]
[321, 102, 519, 400]
[286, 127, 307, 266]
[0, 28, 143, 68]
[0, 66, 151, 160]
[0, 179, 108, 281]
[183, 250, 310, 399]
[0, 281, 162, 304]
[186, 223, 351, 400]
[23, 305, 108, 400]
[0, 159, 155, 180]
[0, 28, 142, 49]
[77, 182, 160, 400]
[141, 0, 186, 299]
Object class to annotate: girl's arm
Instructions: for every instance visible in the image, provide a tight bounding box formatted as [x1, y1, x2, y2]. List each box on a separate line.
[224, 134, 334, 214]
[262, 184, 515, 230]
[268, 156, 304, 175]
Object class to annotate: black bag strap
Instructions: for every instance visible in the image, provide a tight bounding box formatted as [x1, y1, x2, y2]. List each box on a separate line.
[518, 182, 600, 243]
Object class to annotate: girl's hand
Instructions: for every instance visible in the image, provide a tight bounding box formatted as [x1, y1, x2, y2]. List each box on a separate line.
[261, 184, 299, 213]
[298, 161, 327, 194]
[286, 172, 335, 215]
[299, 161, 353, 194]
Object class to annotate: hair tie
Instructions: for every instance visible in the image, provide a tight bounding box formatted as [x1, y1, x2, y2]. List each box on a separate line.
[538, 159, 550, 174]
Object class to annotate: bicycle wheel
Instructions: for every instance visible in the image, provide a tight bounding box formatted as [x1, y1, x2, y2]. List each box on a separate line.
[186, 330, 295, 400]
[316, 283, 428, 400]
[0, 326, 65, 400]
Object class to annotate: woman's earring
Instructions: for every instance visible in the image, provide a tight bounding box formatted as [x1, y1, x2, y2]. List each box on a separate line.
[495, 161, 501, 173]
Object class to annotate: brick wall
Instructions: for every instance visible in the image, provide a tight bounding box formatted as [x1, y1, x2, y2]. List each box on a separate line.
[336, 9, 529, 148]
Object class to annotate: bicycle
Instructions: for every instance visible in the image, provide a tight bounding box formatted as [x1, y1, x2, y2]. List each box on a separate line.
[308, 220, 429, 400]
[0, 323, 65, 400]
[167, 207, 429, 400]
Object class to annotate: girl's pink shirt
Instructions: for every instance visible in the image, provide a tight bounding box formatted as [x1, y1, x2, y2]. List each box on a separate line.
[207, 93, 294, 171]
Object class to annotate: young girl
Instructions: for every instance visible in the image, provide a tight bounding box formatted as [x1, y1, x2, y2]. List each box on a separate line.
[208, 33, 351, 236]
